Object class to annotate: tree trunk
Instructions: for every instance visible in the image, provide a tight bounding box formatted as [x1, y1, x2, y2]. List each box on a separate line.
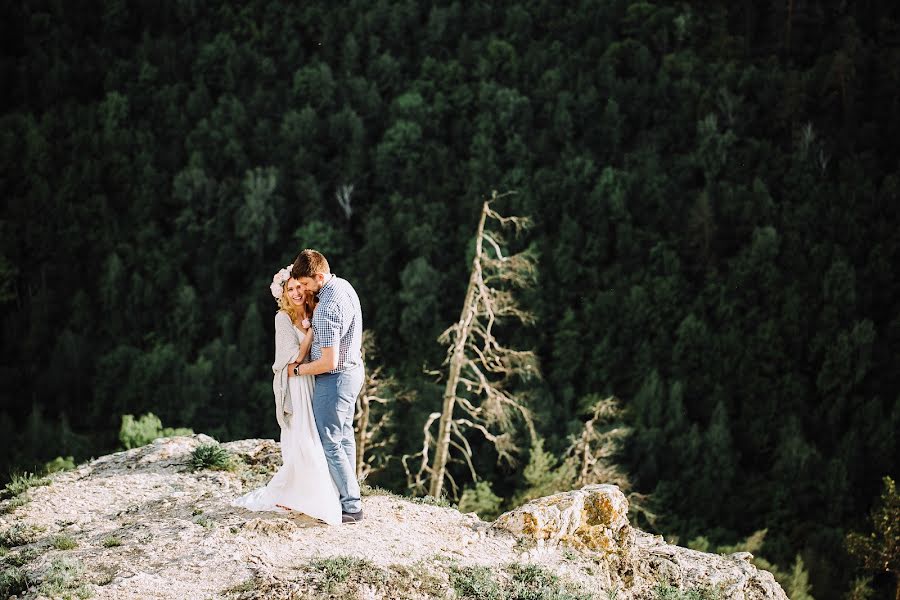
[355, 393, 370, 479]
[428, 201, 489, 498]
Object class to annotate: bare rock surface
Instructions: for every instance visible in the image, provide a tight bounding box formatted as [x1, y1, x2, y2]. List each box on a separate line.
[0, 435, 788, 599]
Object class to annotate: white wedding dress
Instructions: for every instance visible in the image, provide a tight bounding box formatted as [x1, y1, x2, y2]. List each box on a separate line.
[232, 353, 341, 525]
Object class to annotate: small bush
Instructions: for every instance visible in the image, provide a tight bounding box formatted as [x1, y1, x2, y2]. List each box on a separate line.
[0, 523, 45, 547]
[309, 556, 385, 592]
[224, 577, 259, 594]
[451, 566, 502, 600]
[655, 583, 722, 600]
[51, 534, 78, 550]
[413, 494, 456, 509]
[360, 484, 396, 497]
[44, 456, 77, 474]
[508, 563, 592, 600]
[451, 564, 592, 600]
[101, 536, 122, 548]
[2, 548, 39, 567]
[190, 443, 233, 471]
[0, 566, 29, 598]
[119, 413, 193, 449]
[0, 495, 28, 515]
[458, 481, 503, 521]
[194, 515, 214, 529]
[37, 557, 92, 599]
[2, 472, 49, 499]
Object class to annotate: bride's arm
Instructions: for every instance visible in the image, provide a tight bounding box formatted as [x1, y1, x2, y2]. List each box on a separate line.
[272, 311, 301, 375]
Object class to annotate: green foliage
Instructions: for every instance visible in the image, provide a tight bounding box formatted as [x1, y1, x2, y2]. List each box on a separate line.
[0, 523, 45, 547]
[846, 476, 900, 593]
[101, 536, 122, 548]
[450, 564, 591, 600]
[1, 472, 49, 499]
[412, 495, 456, 509]
[50, 535, 78, 550]
[309, 556, 385, 593]
[119, 413, 194, 450]
[0, 496, 27, 515]
[36, 557, 93, 599]
[451, 566, 502, 600]
[458, 481, 503, 521]
[785, 556, 815, 600]
[44, 456, 76, 474]
[189, 443, 233, 471]
[515, 437, 574, 505]
[654, 583, 721, 600]
[506, 563, 593, 600]
[0, 566, 29, 599]
[844, 577, 875, 600]
[693, 531, 814, 600]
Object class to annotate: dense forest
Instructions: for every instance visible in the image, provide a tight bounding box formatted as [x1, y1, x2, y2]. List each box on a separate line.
[2, 1, 899, 598]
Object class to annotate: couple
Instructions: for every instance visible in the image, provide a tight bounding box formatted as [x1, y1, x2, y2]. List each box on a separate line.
[232, 249, 364, 525]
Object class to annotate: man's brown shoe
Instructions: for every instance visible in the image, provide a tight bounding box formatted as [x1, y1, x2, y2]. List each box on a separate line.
[341, 510, 364, 523]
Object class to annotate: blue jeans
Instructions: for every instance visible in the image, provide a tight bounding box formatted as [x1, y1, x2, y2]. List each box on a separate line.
[313, 365, 364, 513]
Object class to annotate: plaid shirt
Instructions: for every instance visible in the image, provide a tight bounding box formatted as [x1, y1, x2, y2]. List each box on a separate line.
[311, 274, 363, 373]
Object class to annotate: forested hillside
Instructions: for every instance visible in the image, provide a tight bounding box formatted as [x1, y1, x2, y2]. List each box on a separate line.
[2, 2, 898, 598]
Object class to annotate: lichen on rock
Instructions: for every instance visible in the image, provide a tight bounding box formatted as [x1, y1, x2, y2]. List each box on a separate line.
[492, 484, 632, 556]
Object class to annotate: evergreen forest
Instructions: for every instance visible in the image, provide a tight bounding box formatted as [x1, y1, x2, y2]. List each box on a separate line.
[2, 1, 899, 598]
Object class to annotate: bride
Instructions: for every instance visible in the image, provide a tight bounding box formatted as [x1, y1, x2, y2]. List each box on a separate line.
[231, 265, 341, 525]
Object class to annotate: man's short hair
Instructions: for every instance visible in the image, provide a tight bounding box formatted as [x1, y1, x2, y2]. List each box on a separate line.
[291, 249, 330, 279]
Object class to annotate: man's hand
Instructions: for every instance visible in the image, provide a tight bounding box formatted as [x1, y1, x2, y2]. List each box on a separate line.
[297, 346, 338, 376]
[287, 362, 300, 377]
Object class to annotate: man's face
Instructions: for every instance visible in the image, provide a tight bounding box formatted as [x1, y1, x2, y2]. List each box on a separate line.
[297, 274, 324, 294]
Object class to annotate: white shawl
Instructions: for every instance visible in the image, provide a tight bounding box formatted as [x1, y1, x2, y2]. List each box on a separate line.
[272, 310, 302, 428]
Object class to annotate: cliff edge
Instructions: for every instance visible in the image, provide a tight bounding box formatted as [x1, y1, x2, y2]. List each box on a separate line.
[0, 435, 788, 600]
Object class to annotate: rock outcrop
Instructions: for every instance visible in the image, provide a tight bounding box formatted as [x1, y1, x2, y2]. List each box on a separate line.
[0, 435, 788, 599]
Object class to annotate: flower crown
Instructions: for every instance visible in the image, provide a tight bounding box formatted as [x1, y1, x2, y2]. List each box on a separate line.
[270, 264, 293, 299]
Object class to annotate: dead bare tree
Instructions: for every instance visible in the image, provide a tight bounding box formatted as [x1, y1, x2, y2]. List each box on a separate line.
[562, 396, 631, 489]
[336, 183, 354, 219]
[560, 395, 655, 525]
[403, 191, 538, 500]
[354, 332, 399, 482]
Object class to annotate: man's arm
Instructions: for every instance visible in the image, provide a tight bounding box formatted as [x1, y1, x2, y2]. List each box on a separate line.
[296, 346, 338, 376]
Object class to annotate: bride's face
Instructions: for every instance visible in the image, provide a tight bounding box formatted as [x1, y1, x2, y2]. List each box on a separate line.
[285, 278, 305, 307]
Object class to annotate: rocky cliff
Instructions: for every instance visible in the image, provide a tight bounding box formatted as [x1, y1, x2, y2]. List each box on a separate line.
[0, 435, 788, 600]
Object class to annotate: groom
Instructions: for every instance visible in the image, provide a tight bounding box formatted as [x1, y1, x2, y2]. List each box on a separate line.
[290, 249, 365, 523]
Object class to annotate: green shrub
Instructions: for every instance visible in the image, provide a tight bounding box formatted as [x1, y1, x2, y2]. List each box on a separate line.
[0, 566, 29, 598]
[2, 548, 39, 567]
[309, 556, 385, 592]
[507, 563, 593, 600]
[37, 557, 92, 599]
[2, 472, 49, 499]
[413, 494, 455, 508]
[0, 523, 45, 547]
[44, 456, 76, 474]
[101, 536, 122, 548]
[654, 582, 722, 600]
[119, 413, 193, 449]
[0, 496, 28, 515]
[458, 481, 503, 521]
[51, 535, 78, 550]
[451, 566, 502, 600]
[189, 443, 233, 471]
